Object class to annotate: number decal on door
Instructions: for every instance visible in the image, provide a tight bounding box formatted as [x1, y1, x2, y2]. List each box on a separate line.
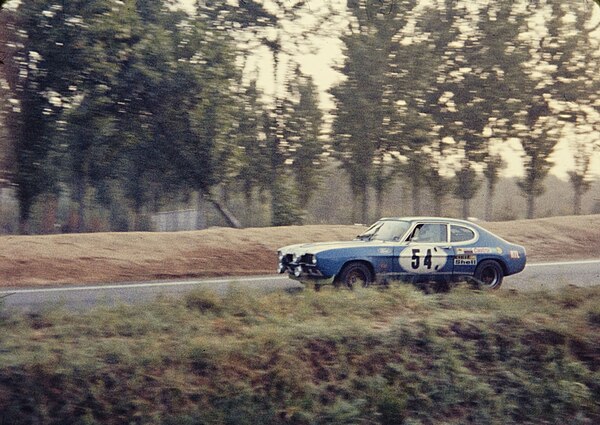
[400, 245, 448, 274]
[411, 249, 420, 269]
[411, 249, 433, 270]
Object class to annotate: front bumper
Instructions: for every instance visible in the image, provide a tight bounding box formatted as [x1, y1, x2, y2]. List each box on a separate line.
[278, 262, 326, 280]
[278, 252, 328, 281]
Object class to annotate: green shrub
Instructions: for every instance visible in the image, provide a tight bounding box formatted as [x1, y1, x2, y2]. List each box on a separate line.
[186, 288, 224, 314]
[587, 305, 600, 327]
[1, 285, 600, 424]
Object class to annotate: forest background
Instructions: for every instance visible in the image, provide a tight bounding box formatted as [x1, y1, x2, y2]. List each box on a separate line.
[0, 0, 600, 234]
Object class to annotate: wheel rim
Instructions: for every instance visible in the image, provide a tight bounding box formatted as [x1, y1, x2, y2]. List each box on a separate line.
[480, 266, 499, 287]
[346, 269, 368, 288]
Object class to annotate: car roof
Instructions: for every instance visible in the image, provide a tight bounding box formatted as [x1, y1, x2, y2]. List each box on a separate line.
[379, 217, 478, 226]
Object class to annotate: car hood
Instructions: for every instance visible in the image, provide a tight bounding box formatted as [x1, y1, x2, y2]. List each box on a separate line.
[279, 240, 379, 256]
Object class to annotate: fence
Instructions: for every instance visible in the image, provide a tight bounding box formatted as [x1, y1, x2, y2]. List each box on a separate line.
[151, 209, 206, 232]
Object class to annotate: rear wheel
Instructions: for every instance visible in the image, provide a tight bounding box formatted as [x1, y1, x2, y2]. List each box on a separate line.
[473, 260, 504, 289]
[336, 262, 373, 289]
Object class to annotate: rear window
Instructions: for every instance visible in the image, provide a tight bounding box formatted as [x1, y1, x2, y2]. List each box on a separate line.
[451, 225, 475, 243]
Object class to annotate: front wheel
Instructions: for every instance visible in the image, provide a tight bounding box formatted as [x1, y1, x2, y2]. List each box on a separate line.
[473, 260, 504, 289]
[336, 262, 373, 289]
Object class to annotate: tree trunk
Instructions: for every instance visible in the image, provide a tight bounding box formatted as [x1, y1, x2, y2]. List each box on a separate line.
[573, 184, 582, 216]
[350, 190, 358, 223]
[74, 176, 86, 233]
[526, 193, 535, 219]
[42, 194, 58, 234]
[18, 213, 30, 235]
[411, 180, 420, 216]
[375, 188, 383, 220]
[221, 184, 230, 207]
[244, 186, 253, 227]
[204, 190, 242, 228]
[196, 191, 208, 230]
[360, 185, 369, 225]
[132, 204, 142, 231]
[433, 194, 442, 216]
[462, 198, 470, 219]
[485, 182, 494, 221]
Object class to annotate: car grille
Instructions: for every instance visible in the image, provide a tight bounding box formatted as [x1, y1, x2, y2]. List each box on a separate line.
[299, 254, 315, 264]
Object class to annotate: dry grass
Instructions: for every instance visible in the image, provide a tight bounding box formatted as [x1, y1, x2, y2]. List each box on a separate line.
[1, 284, 599, 424]
[1, 214, 599, 287]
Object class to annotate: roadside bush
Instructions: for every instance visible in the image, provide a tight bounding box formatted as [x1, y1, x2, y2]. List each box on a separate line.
[186, 288, 224, 314]
[0, 285, 599, 424]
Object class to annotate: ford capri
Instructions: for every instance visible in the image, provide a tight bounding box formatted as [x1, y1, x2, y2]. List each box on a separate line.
[277, 217, 526, 290]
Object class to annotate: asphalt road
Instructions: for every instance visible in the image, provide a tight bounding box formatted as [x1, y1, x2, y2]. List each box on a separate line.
[1, 259, 599, 312]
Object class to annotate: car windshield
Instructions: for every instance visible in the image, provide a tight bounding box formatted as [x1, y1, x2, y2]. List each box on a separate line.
[357, 220, 411, 242]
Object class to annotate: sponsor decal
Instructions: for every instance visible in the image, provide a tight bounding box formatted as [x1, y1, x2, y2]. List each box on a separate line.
[454, 255, 477, 266]
[378, 247, 393, 255]
[496, 247, 503, 254]
[510, 250, 520, 259]
[456, 247, 493, 255]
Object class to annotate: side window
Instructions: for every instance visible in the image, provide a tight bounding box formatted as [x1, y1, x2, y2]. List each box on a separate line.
[408, 223, 448, 243]
[450, 225, 475, 243]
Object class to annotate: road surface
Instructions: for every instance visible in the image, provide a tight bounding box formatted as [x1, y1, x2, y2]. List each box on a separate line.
[1, 259, 599, 312]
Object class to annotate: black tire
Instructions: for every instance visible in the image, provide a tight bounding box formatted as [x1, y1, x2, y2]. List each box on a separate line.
[337, 262, 373, 289]
[473, 260, 504, 289]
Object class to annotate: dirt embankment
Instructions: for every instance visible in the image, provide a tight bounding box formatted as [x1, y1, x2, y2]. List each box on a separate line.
[1, 215, 599, 287]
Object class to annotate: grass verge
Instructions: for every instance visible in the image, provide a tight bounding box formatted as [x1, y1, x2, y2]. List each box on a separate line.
[0, 284, 599, 424]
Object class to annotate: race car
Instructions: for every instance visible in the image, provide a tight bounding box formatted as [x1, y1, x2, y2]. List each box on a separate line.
[277, 217, 526, 290]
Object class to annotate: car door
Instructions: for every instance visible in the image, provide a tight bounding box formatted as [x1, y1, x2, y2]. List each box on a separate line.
[449, 224, 479, 277]
[394, 222, 454, 279]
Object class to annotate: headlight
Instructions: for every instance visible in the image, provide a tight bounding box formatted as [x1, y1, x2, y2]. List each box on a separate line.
[294, 266, 302, 277]
[305, 254, 317, 265]
[278, 251, 283, 261]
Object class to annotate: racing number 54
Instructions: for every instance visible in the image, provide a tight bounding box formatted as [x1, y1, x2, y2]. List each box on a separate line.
[411, 248, 432, 270]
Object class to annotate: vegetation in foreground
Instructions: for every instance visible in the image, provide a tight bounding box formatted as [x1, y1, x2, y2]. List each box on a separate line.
[1, 284, 599, 424]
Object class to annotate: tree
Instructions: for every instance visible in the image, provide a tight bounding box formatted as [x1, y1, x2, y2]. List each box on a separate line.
[4, 0, 81, 232]
[567, 129, 598, 215]
[423, 167, 453, 217]
[331, 0, 416, 223]
[288, 72, 325, 209]
[482, 153, 505, 221]
[454, 160, 480, 219]
[396, 111, 436, 216]
[513, 0, 598, 218]
[58, 0, 143, 231]
[568, 162, 593, 216]
[170, 15, 242, 227]
[250, 0, 332, 226]
[234, 80, 270, 221]
[516, 117, 557, 219]
[0, 9, 15, 192]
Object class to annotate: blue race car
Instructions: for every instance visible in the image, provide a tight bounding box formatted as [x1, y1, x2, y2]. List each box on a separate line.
[277, 217, 526, 290]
